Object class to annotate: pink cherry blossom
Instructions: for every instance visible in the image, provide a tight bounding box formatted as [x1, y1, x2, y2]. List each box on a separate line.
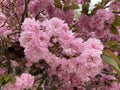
[83, 38, 104, 51]
[110, 1, 120, 12]
[21, 18, 40, 32]
[3, 73, 34, 90]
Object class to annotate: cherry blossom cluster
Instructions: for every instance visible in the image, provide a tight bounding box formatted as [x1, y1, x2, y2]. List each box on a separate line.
[18, 17, 104, 89]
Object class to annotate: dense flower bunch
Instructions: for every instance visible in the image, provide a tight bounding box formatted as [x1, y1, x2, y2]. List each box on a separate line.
[76, 9, 115, 39]
[0, 0, 120, 90]
[20, 17, 103, 81]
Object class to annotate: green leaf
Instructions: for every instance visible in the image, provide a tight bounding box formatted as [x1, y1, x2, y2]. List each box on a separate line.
[90, 4, 101, 15]
[82, 4, 89, 14]
[111, 24, 119, 35]
[118, 55, 120, 60]
[101, 0, 110, 7]
[52, 86, 57, 90]
[0, 74, 16, 86]
[9, 76, 16, 84]
[0, 76, 7, 86]
[103, 49, 120, 66]
[107, 40, 117, 46]
[3, 74, 11, 82]
[69, 4, 79, 10]
[64, 3, 79, 11]
[101, 54, 120, 75]
[54, 0, 62, 9]
[113, 15, 120, 26]
[0, 76, 4, 85]
[105, 40, 119, 50]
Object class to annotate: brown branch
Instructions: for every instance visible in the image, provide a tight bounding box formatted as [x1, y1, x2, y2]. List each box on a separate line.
[21, 0, 30, 23]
